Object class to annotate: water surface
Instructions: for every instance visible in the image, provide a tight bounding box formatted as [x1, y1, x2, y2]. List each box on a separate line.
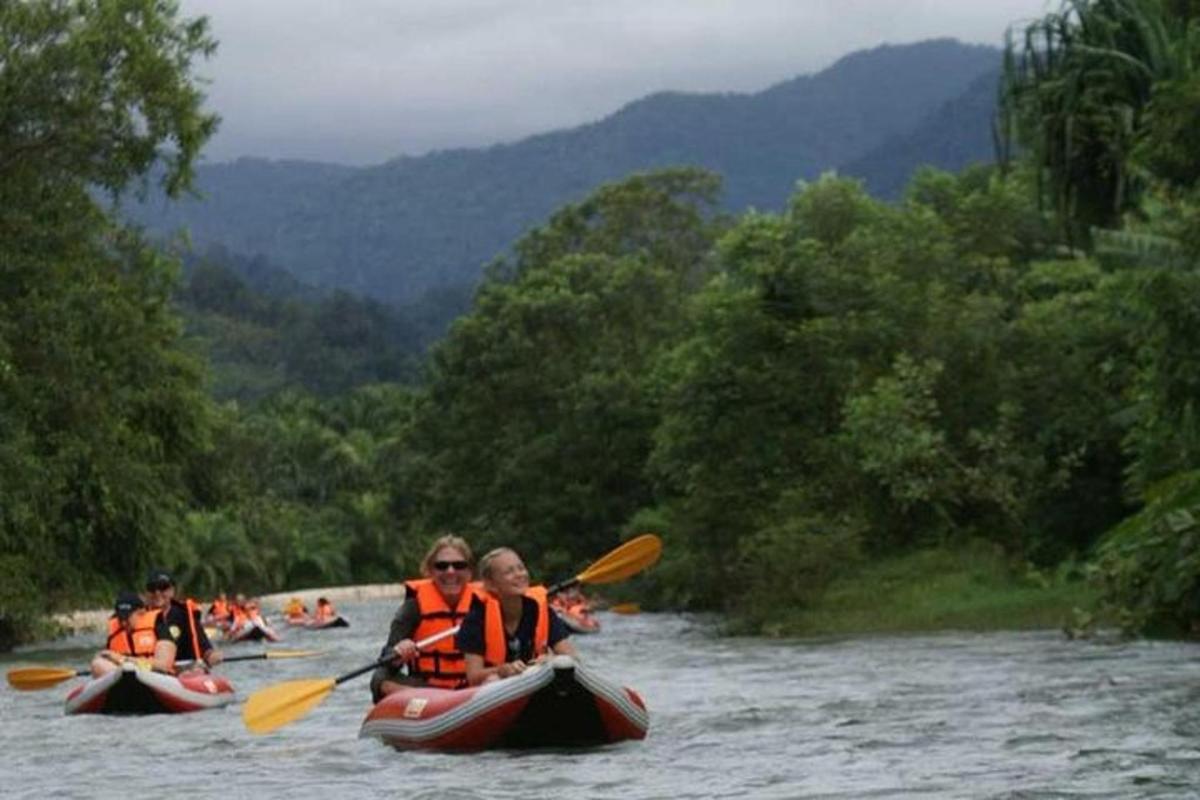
[4, 601, 1199, 798]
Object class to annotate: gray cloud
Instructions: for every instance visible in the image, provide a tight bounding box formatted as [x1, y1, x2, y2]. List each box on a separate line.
[182, 0, 1052, 166]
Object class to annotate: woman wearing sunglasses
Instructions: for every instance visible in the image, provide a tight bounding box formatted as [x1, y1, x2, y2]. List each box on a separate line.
[458, 547, 577, 686]
[370, 535, 479, 700]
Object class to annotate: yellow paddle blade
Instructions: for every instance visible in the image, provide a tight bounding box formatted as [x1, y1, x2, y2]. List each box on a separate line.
[610, 602, 641, 614]
[263, 649, 324, 660]
[242, 677, 336, 734]
[577, 534, 662, 585]
[7, 666, 86, 691]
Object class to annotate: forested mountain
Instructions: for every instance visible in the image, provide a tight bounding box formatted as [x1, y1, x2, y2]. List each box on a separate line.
[125, 39, 1002, 308]
[175, 248, 426, 402]
[841, 68, 1002, 199]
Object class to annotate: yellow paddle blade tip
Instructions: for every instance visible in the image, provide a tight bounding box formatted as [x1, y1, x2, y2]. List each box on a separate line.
[6, 667, 81, 691]
[577, 533, 663, 585]
[264, 649, 324, 659]
[242, 678, 336, 735]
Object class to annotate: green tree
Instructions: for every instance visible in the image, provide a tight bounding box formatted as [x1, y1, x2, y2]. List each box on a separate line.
[399, 169, 723, 570]
[0, 0, 218, 645]
[1000, 0, 1200, 242]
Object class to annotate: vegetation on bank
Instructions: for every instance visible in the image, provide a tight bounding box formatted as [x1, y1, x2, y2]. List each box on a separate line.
[3, 0, 1200, 650]
[750, 542, 1098, 638]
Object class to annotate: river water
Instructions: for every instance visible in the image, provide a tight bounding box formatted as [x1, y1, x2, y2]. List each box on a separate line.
[4, 600, 1200, 799]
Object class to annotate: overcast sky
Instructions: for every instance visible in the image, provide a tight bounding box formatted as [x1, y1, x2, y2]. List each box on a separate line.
[181, 0, 1052, 167]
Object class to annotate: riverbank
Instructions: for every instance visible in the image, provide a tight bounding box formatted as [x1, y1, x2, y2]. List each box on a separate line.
[760, 542, 1099, 638]
[47, 545, 1097, 641]
[51, 582, 407, 636]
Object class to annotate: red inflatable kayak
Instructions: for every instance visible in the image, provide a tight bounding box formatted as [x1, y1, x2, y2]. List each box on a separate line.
[64, 662, 235, 715]
[556, 609, 601, 634]
[359, 655, 647, 751]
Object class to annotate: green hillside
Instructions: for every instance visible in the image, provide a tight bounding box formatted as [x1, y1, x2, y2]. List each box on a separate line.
[125, 39, 1001, 308]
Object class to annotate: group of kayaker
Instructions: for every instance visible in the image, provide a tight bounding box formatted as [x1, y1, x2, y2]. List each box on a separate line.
[205, 591, 282, 642]
[549, 585, 601, 633]
[281, 596, 341, 627]
[369, 535, 577, 700]
[91, 535, 583, 694]
[91, 568, 223, 677]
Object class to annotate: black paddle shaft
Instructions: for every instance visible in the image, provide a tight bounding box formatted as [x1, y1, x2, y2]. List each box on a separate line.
[335, 654, 393, 687]
[546, 577, 580, 596]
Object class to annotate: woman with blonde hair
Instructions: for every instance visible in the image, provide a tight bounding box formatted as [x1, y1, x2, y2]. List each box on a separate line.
[370, 534, 477, 701]
[457, 547, 576, 686]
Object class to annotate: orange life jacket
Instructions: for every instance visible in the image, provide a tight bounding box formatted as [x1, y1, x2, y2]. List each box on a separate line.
[106, 609, 162, 656]
[404, 579, 478, 689]
[208, 598, 229, 620]
[229, 604, 249, 629]
[481, 585, 549, 668]
[314, 603, 335, 621]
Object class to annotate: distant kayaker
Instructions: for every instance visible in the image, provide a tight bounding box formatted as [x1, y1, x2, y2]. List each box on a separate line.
[143, 568, 225, 672]
[226, 597, 282, 642]
[205, 591, 232, 629]
[369, 534, 478, 700]
[283, 596, 310, 624]
[89, 590, 158, 676]
[313, 597, 337, 623]
[458, 547, 576, 685]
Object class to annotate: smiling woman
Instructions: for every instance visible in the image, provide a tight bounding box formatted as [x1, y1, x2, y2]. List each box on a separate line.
[458, 547, 578, 686]
[368, 535, 479, 700]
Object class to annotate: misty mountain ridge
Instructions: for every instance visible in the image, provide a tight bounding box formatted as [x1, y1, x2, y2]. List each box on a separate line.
[126, 38, 1003, 311]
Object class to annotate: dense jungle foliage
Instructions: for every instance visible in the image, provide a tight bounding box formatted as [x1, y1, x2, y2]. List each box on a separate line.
[3, 0, 1200, 649]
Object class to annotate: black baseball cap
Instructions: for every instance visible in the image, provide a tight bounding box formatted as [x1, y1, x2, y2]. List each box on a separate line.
[145, 568, 175, 589]
[114, 591, 144, 619]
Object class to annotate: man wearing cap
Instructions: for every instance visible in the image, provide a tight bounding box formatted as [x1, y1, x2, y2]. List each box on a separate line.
[143, 568, 225, 672]
[89, 590, 161, 677]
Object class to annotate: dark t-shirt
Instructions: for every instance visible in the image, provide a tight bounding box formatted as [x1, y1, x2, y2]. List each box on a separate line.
[368, 592, 424, 702]
[455, 594, 569, 663]
[153, 600, 213, 663]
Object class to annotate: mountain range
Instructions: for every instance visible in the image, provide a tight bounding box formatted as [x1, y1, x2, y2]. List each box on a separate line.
[126, 38, 1003, 310]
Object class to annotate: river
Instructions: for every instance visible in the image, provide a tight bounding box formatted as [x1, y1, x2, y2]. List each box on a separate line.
[4, 600, 1199, 798]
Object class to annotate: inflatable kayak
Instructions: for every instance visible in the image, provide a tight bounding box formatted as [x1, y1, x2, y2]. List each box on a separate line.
[556, 609, 601, 634]
[226, 621, 282, 643]
[64, 662, 235, 715]
[306, 616, 349, 630]
[359, 655, 647, 751]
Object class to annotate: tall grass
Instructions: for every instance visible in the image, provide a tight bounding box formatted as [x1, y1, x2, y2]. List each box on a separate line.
[767, 541, 1097, 637]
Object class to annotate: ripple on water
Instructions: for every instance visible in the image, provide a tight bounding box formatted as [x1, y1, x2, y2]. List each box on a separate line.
[5, 606, 1200, 799]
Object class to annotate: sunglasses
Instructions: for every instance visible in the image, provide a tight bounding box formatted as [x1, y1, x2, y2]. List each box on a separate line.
[433, 560, 469, 572]
[145, 581, 173, 592]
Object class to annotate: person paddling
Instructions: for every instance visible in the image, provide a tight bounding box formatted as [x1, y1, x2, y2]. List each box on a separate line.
[369, 535, 478, 701]
[458, 547, 576, 685]
[312, 597, 337, 624]
[143, 568, 224, 673]
[227, 598, 282, 642]
[283, 596, 310, 625]
[89, 591, 158, 677]
[205, 591, 232, 630]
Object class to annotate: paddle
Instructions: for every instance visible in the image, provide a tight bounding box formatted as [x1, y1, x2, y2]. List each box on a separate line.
[243, 626, 459, 734]
[5, 648, 323, 692]
[243, 533, 663, 735]
[218, 649, 323, 664]
[6, 666, 89, 692]
[546, 533, 662, 596]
